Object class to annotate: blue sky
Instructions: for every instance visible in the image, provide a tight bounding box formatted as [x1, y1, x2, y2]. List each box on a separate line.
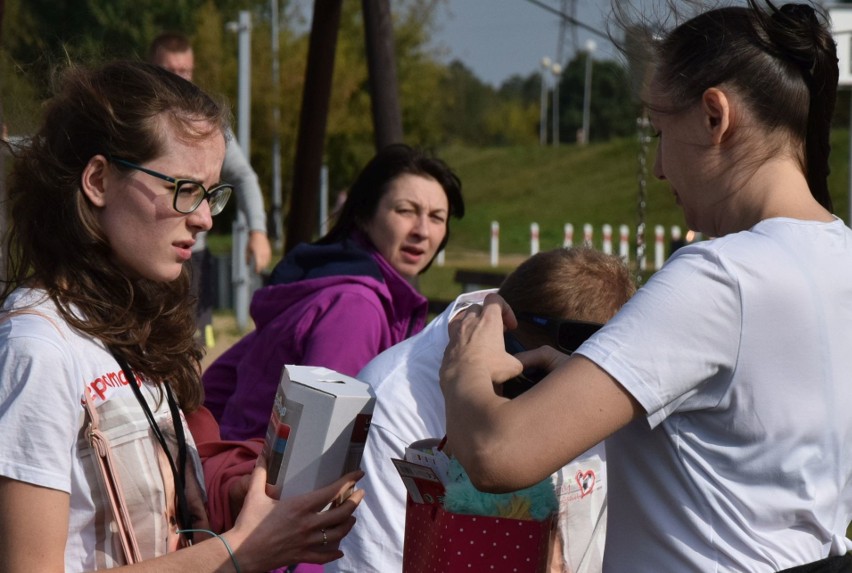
[428, 0, 622, 87]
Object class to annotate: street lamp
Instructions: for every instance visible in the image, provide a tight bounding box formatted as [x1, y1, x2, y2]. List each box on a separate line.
[581, 39, 597, 146]
[226, 11, 253, 331]
[540, 56, 552, 146]
[551, 62, 562, 147]
[270, 0, 284, 251]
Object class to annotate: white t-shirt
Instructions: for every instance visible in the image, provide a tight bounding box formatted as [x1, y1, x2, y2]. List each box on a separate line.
[576, 217, 852, 572]
[0, 289, 206, 571]
[330, 291, 608, 573]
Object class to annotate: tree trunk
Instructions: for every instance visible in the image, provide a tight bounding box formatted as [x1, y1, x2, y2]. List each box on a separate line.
[0, 0, 7, 282]
[362, 0, 403, 151]
[285, 0, 342, 253]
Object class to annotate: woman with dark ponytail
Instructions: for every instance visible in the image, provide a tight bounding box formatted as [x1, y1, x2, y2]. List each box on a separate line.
[438, 2, 852, 572]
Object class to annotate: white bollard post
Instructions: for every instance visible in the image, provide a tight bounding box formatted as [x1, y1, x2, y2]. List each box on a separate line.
[436, 249, 445, 267]
[490, 221, 500, 268]
[669, 225, 683, 258]
[671, 225, 682, 245]
[619, 224, 630, 262]
[602, 224, 613, 255]
[530, 222, 540, 255]
[654, 225, 665, 270]
[563, 223, 574, 248]
[583, 223, 594, 248]
[638, 227, 647, 271]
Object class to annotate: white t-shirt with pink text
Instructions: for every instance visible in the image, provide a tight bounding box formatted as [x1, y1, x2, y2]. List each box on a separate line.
[0, 288, 206, 571]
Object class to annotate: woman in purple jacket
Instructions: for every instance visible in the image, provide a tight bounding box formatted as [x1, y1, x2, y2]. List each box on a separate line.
[203, 144, 464, 441]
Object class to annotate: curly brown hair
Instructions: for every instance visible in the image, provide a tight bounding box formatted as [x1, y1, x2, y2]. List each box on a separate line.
[1, 60, 231, 411]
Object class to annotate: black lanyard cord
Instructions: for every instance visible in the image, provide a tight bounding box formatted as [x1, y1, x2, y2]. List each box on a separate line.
[109, 350, 194, 544]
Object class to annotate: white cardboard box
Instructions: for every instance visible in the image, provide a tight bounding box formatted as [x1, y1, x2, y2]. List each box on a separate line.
[263, 365, 375, 499]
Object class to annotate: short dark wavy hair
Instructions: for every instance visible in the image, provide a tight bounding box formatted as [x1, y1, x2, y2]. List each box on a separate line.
[319, 143, 465, 271]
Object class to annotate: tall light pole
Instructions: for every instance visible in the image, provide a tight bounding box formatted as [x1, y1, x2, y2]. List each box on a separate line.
[581, 39, 596, 146]
[270, 0, 284, 252]
[551, 62, 562, 147]
[227, 11, 253, 331]
[539, 56, 551, 146]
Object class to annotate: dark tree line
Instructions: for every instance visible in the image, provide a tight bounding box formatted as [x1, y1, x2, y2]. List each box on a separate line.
[0, 0, 642, 223]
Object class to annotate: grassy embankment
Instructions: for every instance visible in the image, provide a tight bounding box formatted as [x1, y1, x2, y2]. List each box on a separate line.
[422, 131, 851, 301]
[211, 130, 851, 303]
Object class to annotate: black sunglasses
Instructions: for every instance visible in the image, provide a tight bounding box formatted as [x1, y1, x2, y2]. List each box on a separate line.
[514, 312, 603, 354]
[501, 313, 603, 399]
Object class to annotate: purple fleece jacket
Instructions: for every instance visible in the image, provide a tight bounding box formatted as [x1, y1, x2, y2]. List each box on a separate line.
[202, 237, 428, 441]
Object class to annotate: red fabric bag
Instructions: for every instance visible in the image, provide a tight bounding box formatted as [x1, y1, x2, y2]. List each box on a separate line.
[402, 496, 554, 573]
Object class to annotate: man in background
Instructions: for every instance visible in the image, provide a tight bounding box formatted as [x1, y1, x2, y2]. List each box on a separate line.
[149, 32, 273, 346]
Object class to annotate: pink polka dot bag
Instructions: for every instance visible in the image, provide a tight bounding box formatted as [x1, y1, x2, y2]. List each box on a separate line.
[402, 497, 555, 573]
[397, 438, 557, 572]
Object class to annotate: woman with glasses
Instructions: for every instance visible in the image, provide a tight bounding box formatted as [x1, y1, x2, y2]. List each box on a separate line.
[0, 60, 363, 572]
[202, 144, 465, 442]
[440, 2, 852, 572]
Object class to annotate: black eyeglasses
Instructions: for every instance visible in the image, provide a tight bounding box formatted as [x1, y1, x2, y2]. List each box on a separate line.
[111, 157, 233, 216]
[515, 312, 603, 354]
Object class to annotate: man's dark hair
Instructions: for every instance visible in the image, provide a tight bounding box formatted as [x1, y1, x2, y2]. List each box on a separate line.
[148, 31, 193, 61]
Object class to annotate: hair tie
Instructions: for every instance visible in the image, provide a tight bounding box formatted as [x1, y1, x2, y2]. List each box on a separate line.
[178, 529, 241, 573]
[773, 3, 821, 76]
[779, 3, 815, 21]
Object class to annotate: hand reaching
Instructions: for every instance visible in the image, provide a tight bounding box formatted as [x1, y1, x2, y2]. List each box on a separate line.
[513, 344, 572, 379]
[441, 293, 523, 390]
[226, 465, 365, 572]
[247, 230, 272, 273]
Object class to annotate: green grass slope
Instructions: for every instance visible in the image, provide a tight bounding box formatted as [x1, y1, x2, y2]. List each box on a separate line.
[436, 130, 851, 257]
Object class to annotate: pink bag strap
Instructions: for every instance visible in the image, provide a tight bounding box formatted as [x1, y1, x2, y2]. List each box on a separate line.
[83, 397, 143, 564]
[0, 306, 142, 562]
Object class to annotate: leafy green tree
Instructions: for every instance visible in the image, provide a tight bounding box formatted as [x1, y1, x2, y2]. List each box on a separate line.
[395, 0, 446, 147]
[556, 52, 639, 143]
[498, 72, 541, 106]
[492, 72, 540, 145]
[4, 0, 203, 94]
[321, 0, 451, 192]
[192, 0, 230, 98]
[483, 99, 538, 145]
[0, 0, 641, 231]
[437, 60, 497, 146]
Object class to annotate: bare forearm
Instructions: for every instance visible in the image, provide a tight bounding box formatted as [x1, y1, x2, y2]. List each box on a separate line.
[439, 296, 530, 490]
[110, 535, 244, 573]
[440, 297, 643, 494]
[1, 469, 364, 573]
[441, 358, 516, 490]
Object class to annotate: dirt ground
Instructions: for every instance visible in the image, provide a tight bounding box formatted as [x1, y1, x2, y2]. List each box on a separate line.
[200, 313, 250, 372]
